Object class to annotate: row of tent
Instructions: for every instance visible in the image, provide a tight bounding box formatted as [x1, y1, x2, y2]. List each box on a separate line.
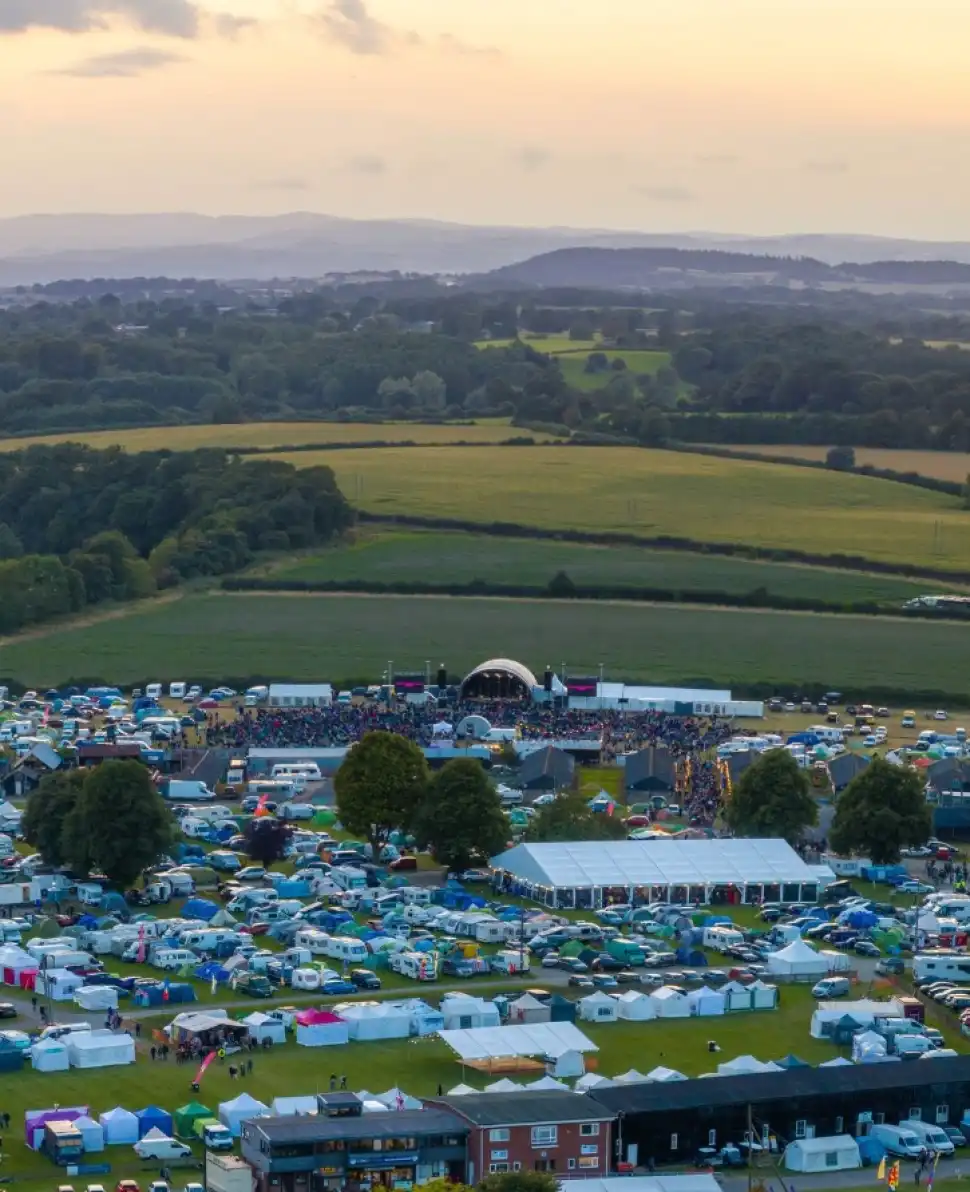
[517, 982, 779, 1025]
[30, 1031, 135, 1072]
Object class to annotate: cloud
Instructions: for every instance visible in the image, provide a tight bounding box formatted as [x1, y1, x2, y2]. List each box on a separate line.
[804, 158, 848, 174]
[348, 154, 386, 175]
[633, 184, 695, 203]
[0, 0, 201, 37]
[514, 146, 551, 172]
[437, 32, 500, 57]
[51, 43, 188, 75]
[212, 11, 255, 39]
[250, 177, 312, 192]
[317, 0, 410, 54]
[696, 152, 739, 166]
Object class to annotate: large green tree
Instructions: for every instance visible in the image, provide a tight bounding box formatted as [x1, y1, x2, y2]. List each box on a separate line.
[334, 730, 429, 860]
[21, 769, 86, 867]
[414, 758, 509, 873]
[62, 760, 175, 887]
[723, 749, 818, 844]
[524, 790, 626, 843]
[829, 758, 931, 864]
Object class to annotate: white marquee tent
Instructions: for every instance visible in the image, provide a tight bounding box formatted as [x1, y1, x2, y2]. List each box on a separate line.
[650, 987, 691, 1018]
[99, 1107, 139, 1144]
[766, 940, 829, 977]
[440, 995, 501, 1031]
[613, 991, 656, 1021]
[722, 981, 754, 1012]
[340, 1002, 411, 1041]
[67, 1031, 135, 1068]
[687, 986, 726, 1017]
[30, 1036, 69, 1072]
[243, 1012, 286, 1046]
[784, 1135, 861, 1173]
[218, 1093, 270, 1137]
[75, 985, 119, 1011]
[578, 991, 618, 1023]
[438, 1021, 596, 1062]
[38, 968, 82, 1001]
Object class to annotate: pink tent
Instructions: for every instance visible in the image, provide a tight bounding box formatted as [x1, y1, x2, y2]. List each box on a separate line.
[295, 1010, 349, 1048]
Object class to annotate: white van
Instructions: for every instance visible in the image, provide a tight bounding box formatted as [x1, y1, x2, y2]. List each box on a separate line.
[902, 1121, 955, 1155]
[812, 976, 850, 999]
[703, 925, 744, 953]
[331, 865, 369, 891]
[153, 947, 199, 971]
[134, 1135, 192, 1161]
[869, 1125, 924, 1158]
[169, 682, 187, 699]
[272, 763, 322, 782]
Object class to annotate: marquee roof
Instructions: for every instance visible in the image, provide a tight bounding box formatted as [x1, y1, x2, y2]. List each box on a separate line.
[438, 1022, 596, 1061]
[491, 838, 825, 890]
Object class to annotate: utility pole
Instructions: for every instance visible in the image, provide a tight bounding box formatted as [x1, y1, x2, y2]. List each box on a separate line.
[747, 1103, 754, 1192]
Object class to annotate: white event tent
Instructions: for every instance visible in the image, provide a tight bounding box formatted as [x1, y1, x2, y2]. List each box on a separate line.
[67, 1031, 136, 1068]
[766, 939, 830, 978]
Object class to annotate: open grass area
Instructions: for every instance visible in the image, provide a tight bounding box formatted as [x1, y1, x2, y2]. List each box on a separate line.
[720, 445, 970, 485]
[261, 445, 970, 571]
[476, 335, 600, 353]
[556, 350, 674, 392]
[0, 420, 544, 453]
[5, 592, 970, 693]
[263, 530, 950, 604]
[0, 988, 868, 1189]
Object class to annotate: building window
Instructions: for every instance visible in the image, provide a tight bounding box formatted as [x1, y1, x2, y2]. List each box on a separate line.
[568, 1160, 576, 1170]
[513, 1163, 521, 1172]
[531, 1126, 558, 1147]
[489, 1129, 510, 1142]
[581, 1145, 598, 1156]
[795, 1121, 807, 1140]
[835, 1118, 843, 1135]
[670, 1134, 678, 1152]
[580, 1124, 600, 1137]
[489, 1165, 509, 1175]
[937, 1106, 950, 1125]
[909, 1109, 922, 1121]
[491, 1151, 509, 1162]
[708, 1130, 717, 1148]
[579, 1158, 599, 1169]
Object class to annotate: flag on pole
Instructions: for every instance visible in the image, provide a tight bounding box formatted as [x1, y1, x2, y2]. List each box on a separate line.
[887, 1161, 900, 1190]
[876, 1157, 886, 1182]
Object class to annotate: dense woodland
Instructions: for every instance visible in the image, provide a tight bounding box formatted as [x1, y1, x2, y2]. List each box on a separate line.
[3, 280, 970, 450]
[0, 445, 351, 632]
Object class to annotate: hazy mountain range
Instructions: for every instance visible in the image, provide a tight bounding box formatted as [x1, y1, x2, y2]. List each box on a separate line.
[5, 212, 970, 286]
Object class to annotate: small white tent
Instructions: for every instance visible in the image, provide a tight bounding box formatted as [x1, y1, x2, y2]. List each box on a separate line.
[375, 1088, 423, 1111]
[722, 980, 754, 1012]
[613, 1069, 650, 1084]
[650, 986, 691, 1018]
[447, 1084, 477, 1096]
[852, 1030, 888, 1063]
[750, 980, 779, 1009]
[74, 1115, 105, 1153]
[271, 1096, 318, 1116]
[31, 1036, 70, 1072]
[526, 1076, 569, 1091]
[75, 985, 119, 1011]
[68, 1030, 135, 1068]
[485, 1078, 522, 1092]
[613, 990, 656, 1021]
[766, 939, 829, 977]
[218, 1093, 270, 1137]
[340, 1002, 410, 1041]
[688, 985, 726, 1017]
[717, 1055, 781, 1076]
[784, 1135, 861, 1173]
[645, 1065, 687, 1082]
[38, 968, 82, 1001]
[578, 991, 618, 1023]
[440, 994, 500, 1030]
[574, 1073, 613, 1091]
[243, 1012, 286, 1046]
[99, 1107, 139, 1144]
[508, 994, 551, 1024]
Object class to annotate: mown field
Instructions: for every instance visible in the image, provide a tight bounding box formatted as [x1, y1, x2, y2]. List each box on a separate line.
[5, 591, 970, 693]
[722, 444, 970, 484]
[0, 420, 550, 453]
[266, 530, 951, 603]
[476, 336, 674, 391]
[260, 445, 970, 570]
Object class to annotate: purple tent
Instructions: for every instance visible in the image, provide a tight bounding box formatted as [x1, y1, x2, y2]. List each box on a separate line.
[25, 1106, 88, 1149]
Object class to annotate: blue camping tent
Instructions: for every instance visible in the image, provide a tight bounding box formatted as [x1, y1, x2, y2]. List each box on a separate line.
[183, 898, 218, 922]
[135, 1106, 174, 1138]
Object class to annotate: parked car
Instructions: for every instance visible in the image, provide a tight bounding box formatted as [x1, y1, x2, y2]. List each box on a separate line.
[558, 957, 588, 973]
[854, 940, 882, 958]
[321, 978, 356, 995]
[233, 973, 272, 998]
[236, 866, 267, 882]
[568, 974, 594, 988]
[876, 957, 905, 975]
[898, 881, 935, 895]
[0, 1002, 17, 1019]
[349, 969, 381, 991]
[592, 974, 618, 989]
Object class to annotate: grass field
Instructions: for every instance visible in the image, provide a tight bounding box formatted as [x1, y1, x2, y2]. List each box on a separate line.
[0, 420, 551, 453]
[5, 592, 970, 693]
[477, 334, 600, 353]
[261, 446, 970, 571]
[265, 530, 952, 603]
[720, 445, 970, 485]
[476, 336, 675, 392]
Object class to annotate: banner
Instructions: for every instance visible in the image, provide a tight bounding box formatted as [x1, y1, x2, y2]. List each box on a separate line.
[194, 1049, 217, 1085]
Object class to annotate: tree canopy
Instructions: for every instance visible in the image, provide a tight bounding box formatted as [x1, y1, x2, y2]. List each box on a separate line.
[723, 749, 818, 844]
[21, 768, 86, 868]
[523, 790, 627, 843]
[414, 758, 509, 873]
[334, 730, 429, 859]
[829, 758, 931, 864]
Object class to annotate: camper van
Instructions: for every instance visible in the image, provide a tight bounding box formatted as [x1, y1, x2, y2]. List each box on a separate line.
[491, 949, 531, 975]
[391, 951, 437, 980]
[272, 763, 322, 782]
[331, 865, 369, 892]
[325, 936, 368, 964]
[901, 1121, 954, 1154]
[869, 1125, 924, 1158]
[152, 947, 199, 971]
[145, 683, 163, 701]
[703, 925, 745, 953]
[914, 951, 970, 982]
[170, 682, 187, 699]
[294, 929, 332, 955]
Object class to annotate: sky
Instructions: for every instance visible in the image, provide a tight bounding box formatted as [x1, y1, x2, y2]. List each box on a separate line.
[2, 0, 970, 238]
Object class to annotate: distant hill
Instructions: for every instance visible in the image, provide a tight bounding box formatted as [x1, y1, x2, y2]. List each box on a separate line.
[4, 212, 970, 285]
[480, 246, 970, 289]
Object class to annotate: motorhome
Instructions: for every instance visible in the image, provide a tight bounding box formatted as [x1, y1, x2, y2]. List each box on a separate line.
[331, 865, 369, 891]
[325, 936, 369, 964]
[170, 682, 187, 699]
[914, 951, 970, 982]
[246, 779, 295, 799]
[391, 951, 437, 980]
[271, 763, 322, 782]
[226, 760, 246, 788]
[703, 925, 745, 953]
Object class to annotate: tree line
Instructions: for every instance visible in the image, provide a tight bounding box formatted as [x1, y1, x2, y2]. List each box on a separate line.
[0, 443, 351, 632]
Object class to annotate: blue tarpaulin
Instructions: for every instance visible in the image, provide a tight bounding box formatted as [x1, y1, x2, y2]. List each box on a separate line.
[183, 898, 218, 921]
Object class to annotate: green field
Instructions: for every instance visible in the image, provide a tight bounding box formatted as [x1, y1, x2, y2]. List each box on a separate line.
[476, 336, 674, 392]
[5, 592, 970, 693]
[0, 987, 888, 1190]
[725, 444, 970, 484]
[0, 420, 548, 453]
[261, 445, 970, 571]
[266, 530, 949, 603]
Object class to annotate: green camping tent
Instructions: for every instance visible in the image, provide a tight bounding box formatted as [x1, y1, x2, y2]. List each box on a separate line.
[174, 1102, 212, 1138]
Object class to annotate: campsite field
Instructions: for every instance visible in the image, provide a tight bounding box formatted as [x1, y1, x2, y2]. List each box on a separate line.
[0, 986, 896, 1191]
[0, 420, 547, 453]
[721, 445, 970, 484]
[5, 592, 970, 695]
[262, 445, 970, 571]
[265, 530, 949, 604]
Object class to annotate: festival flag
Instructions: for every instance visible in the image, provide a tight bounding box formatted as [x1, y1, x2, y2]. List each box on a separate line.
[194, 1049, 217, 1086]
[876, 1157, 886, 1182]
[887, 1160, 900, 1190]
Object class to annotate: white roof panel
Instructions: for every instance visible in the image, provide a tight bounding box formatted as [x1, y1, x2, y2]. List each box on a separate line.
[438, 1022, 597, 1061]
[491, 838, 820, 889]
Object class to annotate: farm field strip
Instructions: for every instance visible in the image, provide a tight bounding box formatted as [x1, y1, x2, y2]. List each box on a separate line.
[717, 444, 970, 484]
[259, 445, 970, 570]
[0, 419, 544, 453]
[4, 591, 970, 691]
[265, 530, 951, 603]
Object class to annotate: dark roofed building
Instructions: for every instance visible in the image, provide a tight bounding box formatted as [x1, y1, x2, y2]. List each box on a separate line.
[622, 747, 676, 795]
[590, 1055, 970, 1166]
[76, 742, 143, 766]
[2, 743, 61, 797]
[519, 746, 575, 792]
[927, 758, 970, 792]
[828, 753, 870, 792]
[428, 1091, 615, 1182]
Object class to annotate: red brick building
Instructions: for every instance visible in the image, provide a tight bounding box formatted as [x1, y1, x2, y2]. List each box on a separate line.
[427, 1091, 616, 1183]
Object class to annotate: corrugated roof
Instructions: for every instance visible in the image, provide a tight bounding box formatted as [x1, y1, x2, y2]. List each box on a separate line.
[491, 838, 820, 889]
[249, 1107, 466, 1144]
[431, 1091, 615, 1126]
